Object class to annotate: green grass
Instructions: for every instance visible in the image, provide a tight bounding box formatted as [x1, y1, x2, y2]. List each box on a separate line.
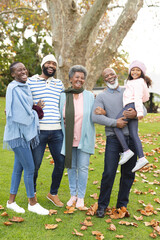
[0, 97, 160, 240]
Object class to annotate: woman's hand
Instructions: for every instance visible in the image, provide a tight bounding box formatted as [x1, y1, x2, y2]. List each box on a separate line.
[95, 106, 106, 115]
[37, 100, 45, 108]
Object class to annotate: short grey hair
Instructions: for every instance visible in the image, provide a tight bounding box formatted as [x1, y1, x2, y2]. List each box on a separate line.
[69, 65, 87, 80]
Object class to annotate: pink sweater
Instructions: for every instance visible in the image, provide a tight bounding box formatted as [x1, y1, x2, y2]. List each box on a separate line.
[63, 93, 83, 147]
[123, 78, 149, 117]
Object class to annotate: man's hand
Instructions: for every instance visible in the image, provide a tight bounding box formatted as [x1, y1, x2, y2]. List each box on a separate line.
[123, 108, 137, 119]
[117, 117, 127, 128]
[95, 106, 106, 115]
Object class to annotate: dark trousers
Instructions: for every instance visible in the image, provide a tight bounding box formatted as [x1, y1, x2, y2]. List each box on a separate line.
[98, 136, 137, 209]
[114, 102, 144, 158]
[32, 130, 65, 195]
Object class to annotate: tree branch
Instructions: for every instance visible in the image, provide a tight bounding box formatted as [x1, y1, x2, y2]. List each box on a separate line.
[74, 0, 112, 44]
[0, 7, 48, 16]
[86, 0, 144, 89]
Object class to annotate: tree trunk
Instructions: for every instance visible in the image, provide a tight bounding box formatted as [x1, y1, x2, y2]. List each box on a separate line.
[45, 0, 143, 89]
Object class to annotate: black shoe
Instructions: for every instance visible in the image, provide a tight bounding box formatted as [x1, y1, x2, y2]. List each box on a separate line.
[96, 208, 105, 218]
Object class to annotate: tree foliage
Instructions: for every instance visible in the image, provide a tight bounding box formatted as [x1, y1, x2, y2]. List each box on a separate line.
[0, 0, 53, 96]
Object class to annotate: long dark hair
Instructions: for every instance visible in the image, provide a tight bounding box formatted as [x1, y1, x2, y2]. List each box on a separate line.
[127, 71, 152, 88]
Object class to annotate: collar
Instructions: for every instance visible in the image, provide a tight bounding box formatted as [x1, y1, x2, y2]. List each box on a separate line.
[33, 74, 55, 82]
[106, 86, 121, 93]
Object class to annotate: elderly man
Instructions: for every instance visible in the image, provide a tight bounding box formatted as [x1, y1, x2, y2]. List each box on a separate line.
[27, 54, 64, 207]
[92, 68, 139, 218]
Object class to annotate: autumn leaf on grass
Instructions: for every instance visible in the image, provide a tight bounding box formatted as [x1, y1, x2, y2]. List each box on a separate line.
[55, 218, 62, 222]
[64, 206, 77, 214]
[148, 189, 156, 195]
[134, 189, 147, 195]
[72, 228, 83, 237]
[108, 223, 116, 231]
[93, 181, 98, 185]
[81, 226, 87, 230]
[49, 209, 57, 215]
[89, 168, 94, 171]
[115, 235, 124, 239]
[119, 221, 138, 227]
[50, 159, 54, 165]
[92, 231, 104, 239]
[133, 215, 143, 221]
[86, 216, 91, 220]
[110, 208, 125, 219]
[86, 202, 98, 216]
[46, 154, 52, 159]
[78, 206, 88, 211]
[81, 219, 93, 227]
[105, 219, 112, 223]
[1, 212, 8, 217]
[0, 205, 4, 210]
[64, 172, 68, 176]
[9, 216, 24, 222]
[150, 232, 157, 239]
[154, 198, 160, 204]
[45, 224, 58, 230]
[90, 193, 98, 200]
[3, 221, 13, 226]
[144, 219, 160, 227]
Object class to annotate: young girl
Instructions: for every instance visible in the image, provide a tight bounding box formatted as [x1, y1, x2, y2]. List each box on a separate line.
[114, 60, 152, 172]
[3, 62, 49, 215]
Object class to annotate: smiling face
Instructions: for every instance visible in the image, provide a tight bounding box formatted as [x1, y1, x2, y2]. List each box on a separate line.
[70, 72, 85, 89]
[102, 68, 119, 89]
[11, 63, 28, 83]
[130, 67, 142, 79]
[42, 61, 57, 78]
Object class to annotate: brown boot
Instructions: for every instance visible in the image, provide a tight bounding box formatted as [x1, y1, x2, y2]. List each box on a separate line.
[47, 193, 64, 207]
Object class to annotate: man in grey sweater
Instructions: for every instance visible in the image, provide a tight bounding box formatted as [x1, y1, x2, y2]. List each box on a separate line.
[92, 68, 137, 218]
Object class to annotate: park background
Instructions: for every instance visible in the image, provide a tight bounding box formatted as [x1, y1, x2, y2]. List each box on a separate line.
[0, 0, 160, 239]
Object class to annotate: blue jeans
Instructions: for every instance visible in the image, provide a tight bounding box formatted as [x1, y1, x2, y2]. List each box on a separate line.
[114, 102, 144, 158]
[10, 146, 35, 198]
[98, 136, 137, 209]
[67, 147, 90, 198]
[32, 130, 64, 195]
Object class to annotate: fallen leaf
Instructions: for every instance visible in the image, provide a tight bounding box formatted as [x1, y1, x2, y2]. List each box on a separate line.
[9, 216, 24, 222]
[0, 205, 4, 210]
[49, 209, 57, 215]
[93, 181, 98, 185]
[108, 223, 116, 231]
[150, 232, 157, 238]
[55, 218, 62, 222]
[45, 224, 58, 230]
[119, 221, 138, 227]
[105, 219, 112, 223]
[86, 217, 91, 220]
[72, 228, 83, 236]
[81, 226, 87, 230]
[154, 198, 160, 204]
[86, 202, 98, 216]
[1, 212, 8, 217]
[81, 219, 93, 227]
[115, 235, 124, 239]
[90, 193, 99, 200]
[78, 206, 88, 211]
[133, 215, 143, 221]
[3, 221, 13, 226]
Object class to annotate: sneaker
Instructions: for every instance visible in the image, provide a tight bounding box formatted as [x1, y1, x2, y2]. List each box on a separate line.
[67, 196, 77, 207]
[119, 150, 134, 165]
[28, 203, 49, 215]
[132, 157, 149, 172]
[6, 201, 25, 213]
[76, 198, 84, 208]
[47, 193, 64, 207]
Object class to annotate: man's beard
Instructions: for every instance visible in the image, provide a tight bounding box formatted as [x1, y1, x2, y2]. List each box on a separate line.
[42, 66, 56, 77]
[105, 78, 119, 89]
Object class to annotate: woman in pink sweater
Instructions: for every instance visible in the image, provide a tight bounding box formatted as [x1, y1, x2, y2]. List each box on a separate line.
[114, 60, 152, 172]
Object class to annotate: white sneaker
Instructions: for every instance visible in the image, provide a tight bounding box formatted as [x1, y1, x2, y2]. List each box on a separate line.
[67, 196, 77, 207]
[119, 150, 134, 165]
[132, 157, 149, 172]
[6, 201, 25, 213]
[76, 198, 84, 208]
[28, 203, 49, 215]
